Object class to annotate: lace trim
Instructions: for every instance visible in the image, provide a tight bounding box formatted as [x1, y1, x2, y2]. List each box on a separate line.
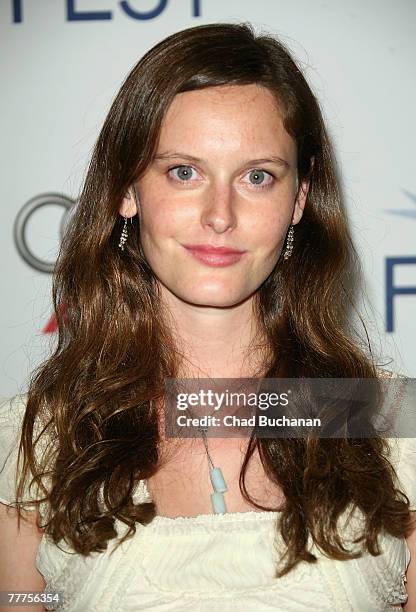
[385, 570, 408, 605]
[150, 508, 280, 526]
[350, 536, 409, 607]
[37, 532, 108, 611]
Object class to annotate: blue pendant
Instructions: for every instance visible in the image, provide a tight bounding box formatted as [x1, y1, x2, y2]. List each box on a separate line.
[210, 467, 228, 493]
[211, 491, 227, 514]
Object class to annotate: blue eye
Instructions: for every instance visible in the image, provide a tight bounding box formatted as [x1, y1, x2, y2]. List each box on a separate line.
[246, 169, 274, 188]
[169, 165, 195, 181]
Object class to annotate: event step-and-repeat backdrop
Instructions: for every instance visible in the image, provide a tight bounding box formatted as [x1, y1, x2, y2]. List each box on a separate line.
[1, 0, 415, 398]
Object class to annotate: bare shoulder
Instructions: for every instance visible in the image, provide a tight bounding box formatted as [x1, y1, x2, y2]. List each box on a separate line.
[0, 502, 45, 602]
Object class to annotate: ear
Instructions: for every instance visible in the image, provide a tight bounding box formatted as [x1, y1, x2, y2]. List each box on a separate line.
[291, 177, 310, 225]
[291, 158, 314, 225]
[119, 186, 139, 218]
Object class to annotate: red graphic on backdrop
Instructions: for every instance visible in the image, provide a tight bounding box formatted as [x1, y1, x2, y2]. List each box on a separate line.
[42, 302, 67, 334]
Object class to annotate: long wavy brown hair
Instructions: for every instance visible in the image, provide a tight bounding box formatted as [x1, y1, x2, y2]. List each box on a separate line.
[15, 22, 412, 576]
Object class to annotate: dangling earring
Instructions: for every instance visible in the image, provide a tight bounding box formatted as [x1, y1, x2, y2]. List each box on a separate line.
[283, 224, 294, 260]
[118, 215, 130, 251]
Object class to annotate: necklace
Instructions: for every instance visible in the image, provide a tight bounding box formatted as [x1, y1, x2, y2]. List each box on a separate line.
[153, 398, 229, 514]
[195, 377, 263, 513]
[161, 378, 263, 514]
[197, 424, 228, 514]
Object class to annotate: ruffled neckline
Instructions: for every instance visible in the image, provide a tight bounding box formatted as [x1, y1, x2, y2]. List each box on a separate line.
[137, 478, 281, 524]
[151, 509, 280, 524]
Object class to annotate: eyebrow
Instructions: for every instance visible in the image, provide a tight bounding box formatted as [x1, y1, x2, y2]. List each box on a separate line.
[153, 151, 290, 168]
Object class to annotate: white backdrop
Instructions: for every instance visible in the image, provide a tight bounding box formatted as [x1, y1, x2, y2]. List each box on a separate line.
[1, 0, 415, 399]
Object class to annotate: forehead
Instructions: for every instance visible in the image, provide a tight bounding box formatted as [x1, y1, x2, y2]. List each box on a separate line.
[157, 84, 296, 162]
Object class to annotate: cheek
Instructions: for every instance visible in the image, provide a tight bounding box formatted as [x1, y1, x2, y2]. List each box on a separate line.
[139, 198, 176, 246]
[248, 211, 287, 254]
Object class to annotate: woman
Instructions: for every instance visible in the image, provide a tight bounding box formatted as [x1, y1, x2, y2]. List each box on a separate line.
[0, 22, 415, 611]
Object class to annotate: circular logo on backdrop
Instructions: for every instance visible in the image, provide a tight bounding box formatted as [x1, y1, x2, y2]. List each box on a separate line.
[13, 193, 76, 273]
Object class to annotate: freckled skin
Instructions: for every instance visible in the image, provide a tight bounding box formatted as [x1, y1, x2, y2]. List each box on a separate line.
[120, 84, 309, 310]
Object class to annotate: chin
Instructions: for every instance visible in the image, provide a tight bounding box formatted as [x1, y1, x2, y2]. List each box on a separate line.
[174, 286, 253, 308]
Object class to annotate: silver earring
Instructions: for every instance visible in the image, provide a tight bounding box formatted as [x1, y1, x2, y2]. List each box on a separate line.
[283, 225, 294, 260]
[118, 215, 129, 251]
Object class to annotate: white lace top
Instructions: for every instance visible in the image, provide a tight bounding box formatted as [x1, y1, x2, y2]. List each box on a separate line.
[0, 392, 414, 611]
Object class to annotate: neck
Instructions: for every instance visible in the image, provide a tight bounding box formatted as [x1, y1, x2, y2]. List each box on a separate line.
[159, 286, 269, 379]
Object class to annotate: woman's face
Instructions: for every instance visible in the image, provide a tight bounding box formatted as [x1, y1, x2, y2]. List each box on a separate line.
[121, 84, 309, 308]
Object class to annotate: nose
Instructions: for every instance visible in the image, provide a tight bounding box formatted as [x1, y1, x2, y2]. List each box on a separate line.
[200, 183, 237, 234]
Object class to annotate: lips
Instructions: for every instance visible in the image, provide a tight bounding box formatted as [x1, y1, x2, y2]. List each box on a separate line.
[183, 244, 245, 255]
[182, 244, 246, 267]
